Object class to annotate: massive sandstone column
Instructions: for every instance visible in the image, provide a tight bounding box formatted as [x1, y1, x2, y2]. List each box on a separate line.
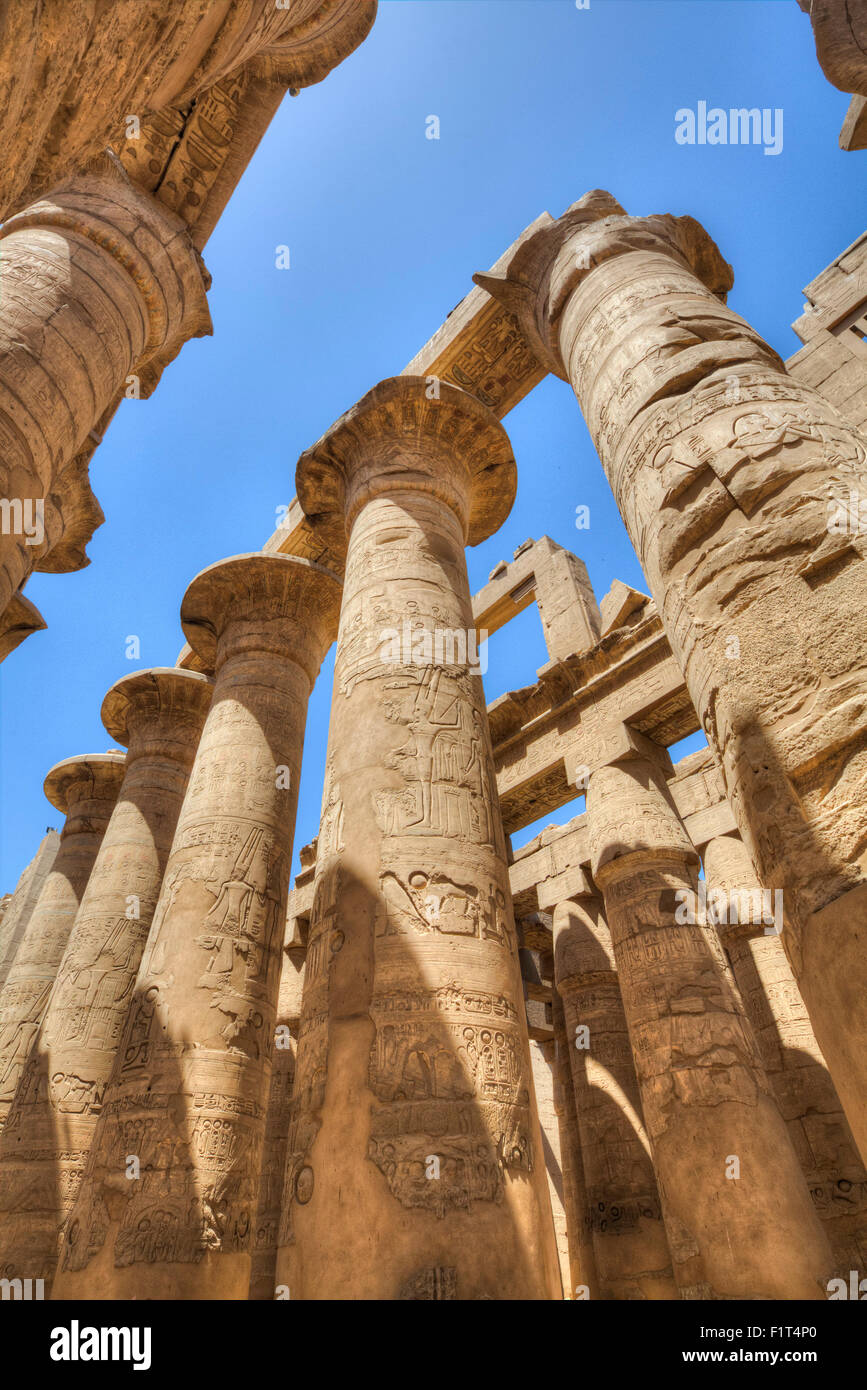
[0, 152, 211, 626]
[52, 553, 340, 1300]
[586, 752, 834, 1299]
[704, 833, 867, 1271]
[0, 668, 212, 1287]
[475, 190, 867, 1158]
[276, 377, 561, 1301]
[553, 894, 676, 1299]
[0, 829, 60, 993]
[0, 755, 125, 1129]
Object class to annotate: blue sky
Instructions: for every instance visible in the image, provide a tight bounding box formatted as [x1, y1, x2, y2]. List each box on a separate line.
[1, 0, 862, 888]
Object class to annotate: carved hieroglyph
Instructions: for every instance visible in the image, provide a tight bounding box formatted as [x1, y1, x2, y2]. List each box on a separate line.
[0, 668, 212, 1288]
[587, 756, 834, 1299]
[52, 554, 339, 1300]
[0, 152, 211, 628]
[0, 756, 125, 1133]
[704, 833, 867, 1272]
[476, 190, 867, 1161]
[0, 830, 60, 994]
[276, 376, 561, 1300]
[553, 896, 676, 1300]
[0, 0, 378, 222]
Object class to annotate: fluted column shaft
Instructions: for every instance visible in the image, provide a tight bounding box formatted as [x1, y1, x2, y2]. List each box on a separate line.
[0, 153, 211, 622]
[587, 756, 834, 1299]
[0, 669, 212, 1287]
[0, 756, 125, 1129]
[704, 833, 867, 1271]
[483, 192, 867, 1158]
[553, 895, 676, 1299]
[276, 377, 561, 1300]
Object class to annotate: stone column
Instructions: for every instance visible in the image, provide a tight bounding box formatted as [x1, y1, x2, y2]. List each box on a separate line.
[0, 668, 212, 1287]
[250, 934, 306, 1301]
[276, 376, 561, 1301]
[553, 894, 676, 1300]
[550, 987, 597, 1300]
[0, 756, 125, 1128]
[0, 830, 60, 993]
[0, 152, 211, 625]
[704, 833, 867, 1271]
[476, 192, 867, 1158]
[52, 553, 340, 1300]
[586, 752, 834, 1298]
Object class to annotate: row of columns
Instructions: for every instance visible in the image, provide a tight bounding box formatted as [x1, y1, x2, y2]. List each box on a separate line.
[476, 190, 867, 1162]
[549, 740, 867, 1299]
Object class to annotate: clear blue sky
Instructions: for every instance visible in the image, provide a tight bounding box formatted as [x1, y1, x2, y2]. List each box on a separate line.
[1, 0, 861, 888]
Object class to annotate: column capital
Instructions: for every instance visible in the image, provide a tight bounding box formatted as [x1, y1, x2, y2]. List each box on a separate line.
[252, 0, 378, 90]
[296, 375, 516, 552]
[473, 189, 733, 379]
[101, 666, 213, 765]
[43, 752, 126, 816]
[180, 551, 341, 679]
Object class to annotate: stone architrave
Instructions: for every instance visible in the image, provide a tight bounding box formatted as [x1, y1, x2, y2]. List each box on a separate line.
[52, 553, 340, 1300]
[553, 895, 677, 1300]
[0, 152, 212, 627]
[0, 756, 125, 1129]
[475, 191, 867, 1159]
[704, 833, 867, 1271]
[275, 376, 562, 1301]
[0, 830, 60, 994]
[586, 754, 834, 1299]
[0, 668, 213, 1288]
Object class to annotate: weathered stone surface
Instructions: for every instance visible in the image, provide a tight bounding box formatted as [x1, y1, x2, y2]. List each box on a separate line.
[52, 554, 340, 1299]
[0, 669, 213, 1288]
[587, 756, 834, 1299]
[0, 829, 60, 994]
[277, 377, 561, 1300]
[0, 153, 211, 624]
[704, 833, 867, 1272]
[0, 756, 125, 1130]
[554, 894, 676, 1299]
[476, 190, 867, 1162]
[799, 0, 867, 99]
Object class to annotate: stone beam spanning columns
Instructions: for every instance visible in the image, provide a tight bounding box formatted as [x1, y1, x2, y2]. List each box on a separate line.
[586, 746, 834, 1299]
[0, 668, 213, 1289]
[276, 376, 561, 1301]
[0, 152, 212, 634]
[0, 755, 125, 1129]
[52, 553, 340, 1300]
[704, 833, 867, 1272]
[475, 189, 867, 1160]
[553, 892, 676, 1300]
